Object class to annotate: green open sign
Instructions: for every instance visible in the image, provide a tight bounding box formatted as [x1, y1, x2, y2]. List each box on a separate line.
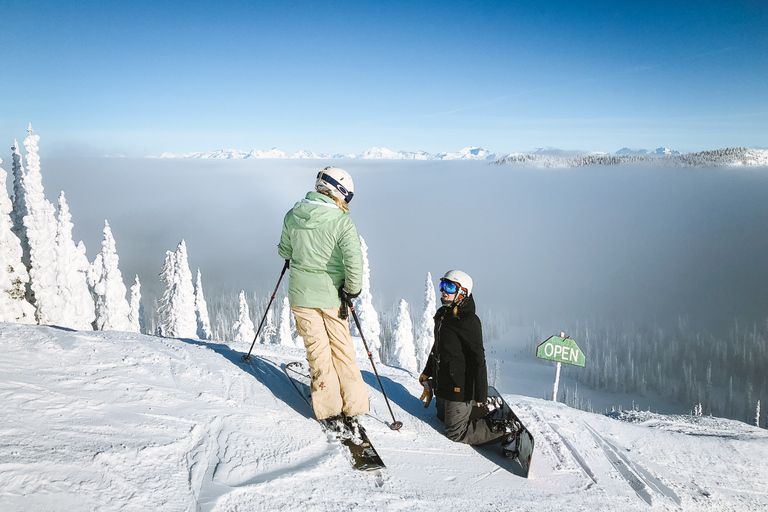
[536, 335, 586, 367]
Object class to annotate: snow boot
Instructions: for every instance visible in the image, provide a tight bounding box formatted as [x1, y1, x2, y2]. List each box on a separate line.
[485, 395, 504, 414]
[488, 414, 523, 436]
[501, 431, 520, 458]
[343, 414, 366, 445]
[320, 413, 349, 439]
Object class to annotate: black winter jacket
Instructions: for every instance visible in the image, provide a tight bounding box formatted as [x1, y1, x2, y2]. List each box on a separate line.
[422, 295, 488, 404]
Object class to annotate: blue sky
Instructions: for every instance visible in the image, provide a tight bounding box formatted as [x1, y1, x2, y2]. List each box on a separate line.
[1, 0, 766, 156]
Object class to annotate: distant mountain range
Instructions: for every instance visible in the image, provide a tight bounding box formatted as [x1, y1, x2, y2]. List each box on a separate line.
[156, 146, 768, 167]
[615, 147, 681, 156]
[157, 146, 499, 161]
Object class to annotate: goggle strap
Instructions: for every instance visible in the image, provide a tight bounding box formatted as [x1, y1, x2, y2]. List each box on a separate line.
[319, 172, 353, 203]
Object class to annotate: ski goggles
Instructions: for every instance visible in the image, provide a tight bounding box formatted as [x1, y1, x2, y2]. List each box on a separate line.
[317, 171, 354, 203]
[439, 280, 460, 294]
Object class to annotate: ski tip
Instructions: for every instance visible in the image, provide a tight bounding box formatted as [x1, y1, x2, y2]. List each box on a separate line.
[389, 421, 404, 431]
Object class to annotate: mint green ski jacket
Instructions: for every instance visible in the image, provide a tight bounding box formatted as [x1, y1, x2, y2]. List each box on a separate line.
[277, 191, 363, 309]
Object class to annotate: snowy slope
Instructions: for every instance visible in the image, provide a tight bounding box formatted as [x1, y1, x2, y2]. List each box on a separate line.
[1, 324, 766, 511]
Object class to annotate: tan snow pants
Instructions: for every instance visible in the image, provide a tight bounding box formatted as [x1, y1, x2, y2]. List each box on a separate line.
[291, 306, 370, 420]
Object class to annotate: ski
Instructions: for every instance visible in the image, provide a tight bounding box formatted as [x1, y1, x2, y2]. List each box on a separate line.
[283, 361, 386, 472]
[486, 386, 535, 478]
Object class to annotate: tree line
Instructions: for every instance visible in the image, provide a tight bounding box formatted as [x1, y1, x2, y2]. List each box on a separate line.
[544, 318, 768, 427]
[0, 125, 212, 337]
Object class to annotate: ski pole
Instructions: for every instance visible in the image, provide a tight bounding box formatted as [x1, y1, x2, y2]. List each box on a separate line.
[241, 259, 289, 364]
[348, 301, 404, 431]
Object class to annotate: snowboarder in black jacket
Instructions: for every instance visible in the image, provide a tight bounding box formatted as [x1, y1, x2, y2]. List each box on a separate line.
[419, 270, 508, 446]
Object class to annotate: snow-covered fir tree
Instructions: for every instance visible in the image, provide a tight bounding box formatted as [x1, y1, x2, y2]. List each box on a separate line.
[10, 140, 26, 252]
[90, 221, 131, 331]
[54, 191, 95, 330]
[87, 253, 102, 296]
[194, 268, 212, 340]
[232, 290, 255, 344]
[278, 297, 296, 348]
[351, 236, 381, 359]
[0, 157, 34, 323]
[391, 299, 418, 373]
[488, 358, 501, 389]
[157, 239, 197, 338]
[261, 307, 277, 344]
[18, 126, 60, 324]
[414, 271, 436, 370]
[128, 275, 144, 333]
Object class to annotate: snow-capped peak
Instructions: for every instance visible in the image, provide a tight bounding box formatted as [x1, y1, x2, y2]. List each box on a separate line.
[358, 147, 401, 159]
[652, 147, 681, 155]
[432, 147, 497, 160]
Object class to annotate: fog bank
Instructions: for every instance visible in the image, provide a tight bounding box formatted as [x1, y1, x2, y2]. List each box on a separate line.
[37, 158, 768, 334]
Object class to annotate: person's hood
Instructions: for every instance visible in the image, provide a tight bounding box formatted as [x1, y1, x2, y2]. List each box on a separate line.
[289, 191, 345, 228]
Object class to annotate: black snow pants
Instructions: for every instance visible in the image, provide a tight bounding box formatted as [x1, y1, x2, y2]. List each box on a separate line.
[436, 397, 506, 446]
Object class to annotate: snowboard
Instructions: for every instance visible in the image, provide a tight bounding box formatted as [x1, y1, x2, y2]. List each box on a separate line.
[486, 386, 535, 478]
[283, 361, 386, 472]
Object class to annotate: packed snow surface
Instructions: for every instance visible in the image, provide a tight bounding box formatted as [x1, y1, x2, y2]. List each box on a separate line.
[1, 324, 766, 511]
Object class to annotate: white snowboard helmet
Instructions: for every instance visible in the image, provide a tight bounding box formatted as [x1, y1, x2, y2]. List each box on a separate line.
[316, 166, 354, 204]
[440, 270, 473, 298]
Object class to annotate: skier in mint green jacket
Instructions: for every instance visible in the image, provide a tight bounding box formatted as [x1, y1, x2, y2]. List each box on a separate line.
[278, 167, 369, 432]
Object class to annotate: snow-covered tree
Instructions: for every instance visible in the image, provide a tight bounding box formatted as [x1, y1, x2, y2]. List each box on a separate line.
[746, 382, 754, 423]
[757, 400, 761, 428]
[488, 358, 501, 389]
[351, 236, 381, 359]
[261, 306, 277, 344]
[414, 271, 436, 371]
[194, 268, 212, 340]
[10, 140, 26, 250]
[128, 275, 144, 333]
[0, 157, 34, 323]
[232, 290, 255, 344]
[157, 239, 197, 338]
[53, 191, 95, 330]
[87, 253, 102, 294]
[18, 126, 60, 324]
[278, 297, 296, 347]
[391, 299, 417, 373]
[91, 221, 131, 331]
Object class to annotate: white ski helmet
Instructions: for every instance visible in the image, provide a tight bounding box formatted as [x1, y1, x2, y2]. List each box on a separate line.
[316, 166, 354, 203]
[441, 270, 473, 297]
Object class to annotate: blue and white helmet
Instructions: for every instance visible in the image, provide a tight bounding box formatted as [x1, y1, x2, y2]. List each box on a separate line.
[316, 166, 354, 203]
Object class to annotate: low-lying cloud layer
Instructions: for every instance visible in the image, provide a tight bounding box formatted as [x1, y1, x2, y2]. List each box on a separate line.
[37, 158, 768, 335]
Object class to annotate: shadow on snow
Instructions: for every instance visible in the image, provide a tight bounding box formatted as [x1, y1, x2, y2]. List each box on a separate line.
[174, 337, 521, 475]
[176, 338, 314, 421]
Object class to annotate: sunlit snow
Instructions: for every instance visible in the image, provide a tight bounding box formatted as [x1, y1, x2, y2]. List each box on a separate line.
[1, 324, 766, 511]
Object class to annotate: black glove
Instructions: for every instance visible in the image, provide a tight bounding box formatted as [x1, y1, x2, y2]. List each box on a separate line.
[338, 283, 360, 320]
